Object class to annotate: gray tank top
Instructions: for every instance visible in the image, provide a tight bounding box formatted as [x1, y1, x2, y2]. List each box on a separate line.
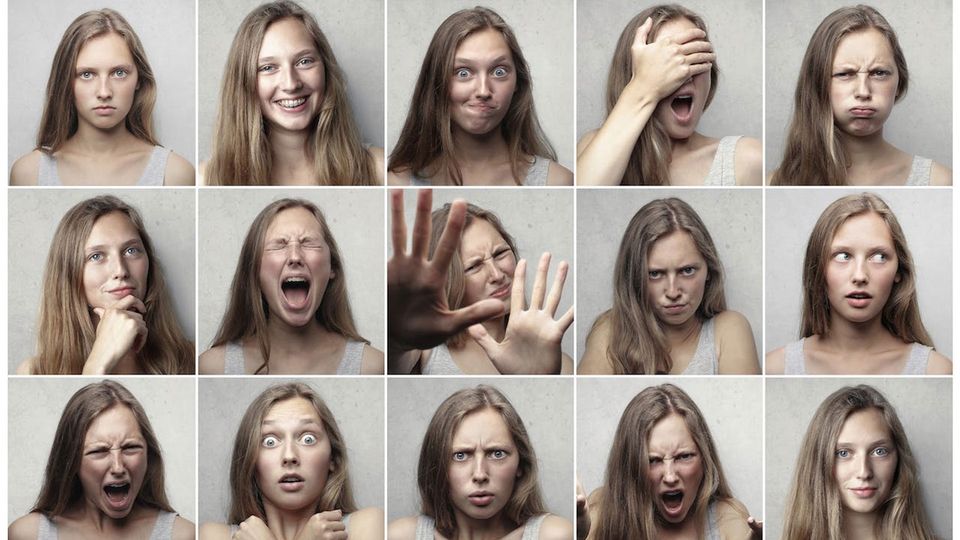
[414, 513, 546, 540]
[410, 156, 549, 186]
[680, 317, 718, 375]
[421, 343, 463, 375]
[38, 511, 177, 540]
[703, 501, 720, 540]
[38, 146, 170, 186]
[783, 338, 931, 375]
[703, 136, 741, 186]
[905, 156, 932, 186]
[223, 339, 365, 374]
[230, 513, 351, 536]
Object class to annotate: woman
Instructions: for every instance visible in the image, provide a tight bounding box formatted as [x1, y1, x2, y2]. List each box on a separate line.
[388, 190, 574, 374]
[389, 6, 572, 186]
[579, 198, 758, 374]
[200, 383, 383, 539]
[199, 198, 383, 374]
[17, 195, 194, 375]
[781, 385, 936, 539]
[203, 0, 382, 185]
[389, 385, 572, 539]
[9, 8, 194, 186]
[766, 193, 952, 374]
[577, 5, 762, 186]
[770, 5, 950, 185]
[577, 384, 759, 539]
[8, 380, 194, 540]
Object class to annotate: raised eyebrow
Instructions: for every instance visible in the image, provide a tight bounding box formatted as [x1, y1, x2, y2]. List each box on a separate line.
[261, 418, 323, 427]
[259, 49, 318, 63]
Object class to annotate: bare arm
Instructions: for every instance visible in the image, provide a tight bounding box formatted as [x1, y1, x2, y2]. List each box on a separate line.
[578, 315, 615, 374]
[368, 146, 385, 185]
[734, 137, 763, 186]
[715, 311, 760, 374]
[765, 347, 786, 375]
[930, 161, 952, 186]
[360, 344, 385, 375]
[546, 161, 574, 186]
[9, 150, 41, 186]
[164, 152, 196, 186]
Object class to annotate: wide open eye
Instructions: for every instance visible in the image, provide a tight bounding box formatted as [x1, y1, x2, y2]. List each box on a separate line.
[299, 433, 318, 445]
[262, 435, 280, 448]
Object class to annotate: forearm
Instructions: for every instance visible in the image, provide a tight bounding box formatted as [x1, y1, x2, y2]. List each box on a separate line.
[577, 83, 659, 186]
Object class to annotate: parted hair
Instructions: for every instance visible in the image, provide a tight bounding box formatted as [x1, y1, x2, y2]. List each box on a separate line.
[782, 385, 934, 539]
[37, 8, 158, 153]
[605, 5, 719, 185]
[34, 195, 193, 374]
[229, 383, 357, 523]
[417, 385, 545, 537]
[31, 380, 174, 517]
[800, 193, 932, 346]
[389, 6, 556, 185]
[771, 5, 909, 185]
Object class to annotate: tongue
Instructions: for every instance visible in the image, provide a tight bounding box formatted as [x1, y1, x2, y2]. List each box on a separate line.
[104, 486, 129, 504]
[283, 285, 309, 308]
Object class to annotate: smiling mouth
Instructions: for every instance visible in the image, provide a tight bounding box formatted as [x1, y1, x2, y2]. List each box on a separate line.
[275, 97, 307, 110]
[281, 277, 311, 308]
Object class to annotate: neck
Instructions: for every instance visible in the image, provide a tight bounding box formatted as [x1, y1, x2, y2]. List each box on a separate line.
[662, 315, 702, 348]
[263, 500, 318, 540]
[269, 128, 314, 179]
[823, 313, 893, 353]
[451, 510, 515, 540]
[70, 122, 137, 154]
[74, 499, 138, 533]
[451, 127, 510, 164]
[841, 130, 891, 166]
[668, 131, 706, 156]
[265, 315, 331, 355]
[841, 509, 879, 540]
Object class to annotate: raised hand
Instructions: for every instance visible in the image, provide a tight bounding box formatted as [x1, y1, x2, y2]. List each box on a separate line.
[233, 516, 276, 540]
[629, 16, 715, 102]
[576, 477, 591, 540]
[294, 510, 347, 540]
[388, 189, 506, 357]
[468, 253, 574, 374]
[83, 295, 147, 375]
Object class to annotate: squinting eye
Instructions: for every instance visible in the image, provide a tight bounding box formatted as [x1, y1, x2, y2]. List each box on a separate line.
[262, 435, 280, 448]
[258, 65, 275, 73]
[648, 270, 663, 279]
[680, 266, 696, 277]
[464, 263, 481, 274]
[297, 57, 315, 67]
[833, 71, 855, 79]
[453, 451, 467, 461]
[676, 452, 695, 462]
[871, 70, 891, 79]
[300, 433, 318, 445]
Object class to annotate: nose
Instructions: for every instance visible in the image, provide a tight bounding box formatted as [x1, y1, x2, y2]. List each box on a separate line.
[281, 65, 303, 93]
[97, 76, 112, 101]
[662, 460, 680, 485]
[852, 257, 868, 284]
[110, 253, 130, 280]
[109, 449, 125, 475]
[484, 258, 505, 282]
[286, 242, 304, 265]
[472, 455, 489, 484]
[665, 274, 681, 301]
[855, 454, 874, 480]
[854, 73, 871, 99]
[282, 441, 299, 466]
[475, 73, 492, 99]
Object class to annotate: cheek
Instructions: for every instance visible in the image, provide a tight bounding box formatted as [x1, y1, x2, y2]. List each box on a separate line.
[449, 81, 471, 104]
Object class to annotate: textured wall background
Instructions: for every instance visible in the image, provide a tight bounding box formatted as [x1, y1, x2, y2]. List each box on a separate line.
[8, 0, 196, 168]
[577, 0, 762, 148]
[198, 378, 384, 524]
[8, 189, 196, 372]
[765, 188, 952, 360]
[198, 0, 384, 161]
[766, 0, 952, 173]
[387, 378, 574, 522]
[576, 188, 762, 363]
[393, 188, 575, 358]
[577, 377, 763, 520]
[765, 378, 952, 538]
[197, 189, 384, 353]
[8, 378, 196, 524]
[387, 0, 575, 171]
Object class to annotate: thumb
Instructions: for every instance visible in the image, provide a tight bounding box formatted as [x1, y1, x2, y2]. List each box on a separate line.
[315, 509, 343, 521]
[449, 299, 506, 334]
[636, 16, 653, 45]
[468, 324, 500, 358]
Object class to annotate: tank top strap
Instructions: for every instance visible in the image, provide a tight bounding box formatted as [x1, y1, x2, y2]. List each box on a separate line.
[703, 136, 741, 186]
[149, 511, 178, 540]
[523, 156, 549, 186]
[38, 152, 60, 186]
[336, 340, 365, 375]
[682, 318, 717, 374]
[138, 146, 170, 186]
[224, 341, 245, 374]
[414, 515, 435, 540]
[521, 514, 548, 540]
[903, 343, 932, 374]
[703, 501, 721, 540]
[37, 513, 58, 540]
[422, 343, 463, 375]
[905, 156, 932, 186]
[783, 339, 807, 375]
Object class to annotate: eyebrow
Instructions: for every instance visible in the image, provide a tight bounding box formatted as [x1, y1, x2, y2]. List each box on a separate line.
[258, 49, 318, 63]
[454, 55, 511, 65]
[85, 238, 144, 251]
[76, 63, 135, 72]
[836, 438, 892, 447]
[261, 418, 322, 427]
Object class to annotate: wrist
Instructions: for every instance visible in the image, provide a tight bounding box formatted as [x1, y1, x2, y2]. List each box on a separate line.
[622, 79, 660, 112]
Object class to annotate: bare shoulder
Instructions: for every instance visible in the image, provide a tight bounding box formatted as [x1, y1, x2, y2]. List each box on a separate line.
[538, 514, 573, 540]
[164, 151, 196, 186]
[576, 128, 599, 157]
[348, 507, 384, 540]
[765, 346, 786, 375]
[10, 150, 42, 186]
[172, 516, 196, 540]
[387, 515, 419, 540]
[560, 352, 573, 374]
[926, 350, 953, 374]
[199, 522, 232, 540]
[8, 512, 43, 540]
[198, 160, 209, 185]
[734, 136, 762, 186]
[546, 160, 574, 186]
[579, 313, 614, 374]
[714, 310, 752, 335]
[16, 357, 36, 375]
[361, 343, 385, 375]
[367, 146, 385, 185]
[387, 168, 413, 186]
[715, 498, 752, 537]
[198, 346, 226, 375]
[930, 161, 952, 186]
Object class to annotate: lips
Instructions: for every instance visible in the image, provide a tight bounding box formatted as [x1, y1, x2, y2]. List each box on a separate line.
[94, 106, 116, 116]
[280, 276, 311, 310]
[489, 283, 511, 299]
[660, 489, 685, 519]
[849, 107, 877, 117]
[845, 290, 873, 308]
[468, 491, 495, 506]
[466, 102, 497, 115]
[103, 481, 132, 511]
[274, 96, 309, 112]
[107, 285, 136, 298]
[279, 473, 305, 492]
[662, 303, 687, 315]
[850, 486, 878, 498]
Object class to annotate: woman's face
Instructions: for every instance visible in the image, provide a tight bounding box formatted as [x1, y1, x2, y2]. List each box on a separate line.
[830, 28, 899, 138]
[833, 408, 898, 515]
[447, 407, 520, 522]
[73, 32, 139, 132]
[259, 207, 334, 328]
[448, 28, 517, 137]
[255, 397, 333, 511]
[645, 230, 708, 327]
[652, 17, 712, 140]
[79, 404, 148, 519]
[459, 219, 516, 312]
[257, 17, 325, 135]
[83, 211, 149, 310]
[646, 413, 704, 525]
[824, 212, 899, 326]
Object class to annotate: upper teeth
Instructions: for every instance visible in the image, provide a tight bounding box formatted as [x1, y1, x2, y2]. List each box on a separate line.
[285, 277, 307, 283]
[277, 98, 306, 108]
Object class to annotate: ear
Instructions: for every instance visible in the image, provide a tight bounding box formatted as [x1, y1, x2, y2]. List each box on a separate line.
[329, 271, 336, 281]
[894, 273, 902, 283]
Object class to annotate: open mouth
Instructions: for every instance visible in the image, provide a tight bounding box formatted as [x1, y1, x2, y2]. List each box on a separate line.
[276, 97, 307, 110]
[670, 95, 693, 119]
[103, 482, 131, 508]
[279, 474, 305, 491]
[281, 277, 311, 308]
[661, 490, 684, 515]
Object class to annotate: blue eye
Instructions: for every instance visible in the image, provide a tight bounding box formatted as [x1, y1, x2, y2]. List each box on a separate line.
[833, 252, 851, 262]
[88, 252, 104, 262]
[262, 435, 280, 448]
[455, 68, 471, 79]
[300, 433, 318, 445]
[648, 270, 663, 279]
[124, 246, 142, 256]
[868, 252, 888, 263]
[493, 66, 508, 77]
[113, 68, 128, 78]
[870, 70, 891, 79]
[836, 448, 851, 458]
[872, 447, 890, 457]
[258, 64, 276, 73]
[453, 451, 468, 461]
[680, 266, 697, 277]
[79, 71, 94, 80]
[297, 57, 315, 67]
[490, 449, 507, 459]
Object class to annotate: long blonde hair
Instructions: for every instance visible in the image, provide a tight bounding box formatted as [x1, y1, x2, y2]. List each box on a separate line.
[596, 198, 726, 374]
[211, 198, 366, 374]
[389, 7, 556, 185]
[229, 383, 357, 523]
[605, 5, 719, 185]
[800, 193, 932, 345]
[34, 196, 193, 374]
[37, 8, 158, 152]
[206, 0, 375, 185]
[594, 384, 744, 539]
[782, 385, 934, 539]
[771, 5, 908, 185]
[417, 385, 545, 538]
